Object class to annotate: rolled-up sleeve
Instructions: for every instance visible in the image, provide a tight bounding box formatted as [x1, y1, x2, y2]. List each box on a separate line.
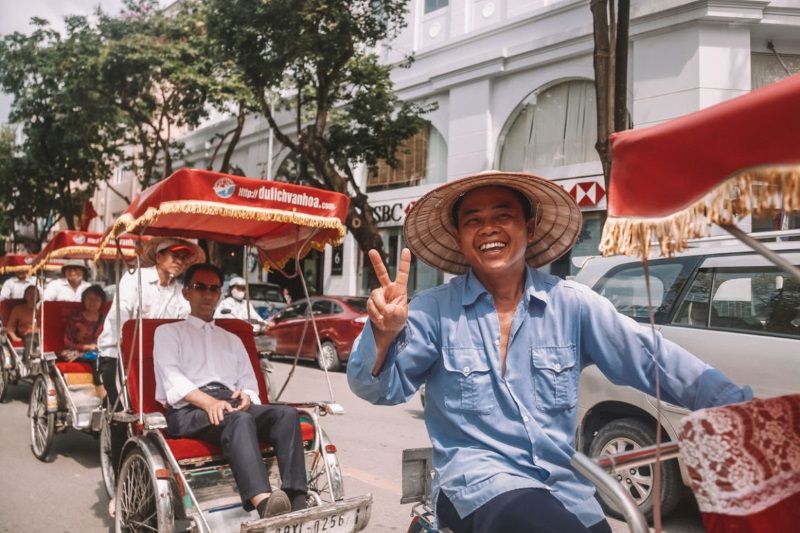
[153, 325, 198, 407]
[577, 284, 752, 410]
[347, 294, 441, 405]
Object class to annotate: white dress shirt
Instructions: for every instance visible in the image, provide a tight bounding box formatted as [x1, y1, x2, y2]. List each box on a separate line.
[98, 266, 189, 359]
[214, 296, 265, 325]
[0, 277, 33, 301]
[153, 315, 262, 409]
[43, 279, 90, 302]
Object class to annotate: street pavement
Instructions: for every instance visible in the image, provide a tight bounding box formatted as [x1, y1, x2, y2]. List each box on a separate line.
[0, 360, 703, 532]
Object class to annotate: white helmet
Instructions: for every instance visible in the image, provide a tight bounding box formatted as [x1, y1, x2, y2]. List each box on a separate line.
[228, 276, 246, 287]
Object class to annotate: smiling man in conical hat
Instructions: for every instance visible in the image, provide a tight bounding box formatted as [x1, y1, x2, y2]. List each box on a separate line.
[347, 171, 752, 533]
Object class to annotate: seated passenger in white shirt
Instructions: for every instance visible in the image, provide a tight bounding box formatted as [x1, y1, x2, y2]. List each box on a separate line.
[153, 263, 307, 519]
[42, 259, 91, 302]
[0, 271, 34, 301]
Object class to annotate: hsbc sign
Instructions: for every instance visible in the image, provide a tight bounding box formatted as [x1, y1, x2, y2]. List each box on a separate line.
[371, 199, 418, 227]
[559, 176, 606, 210]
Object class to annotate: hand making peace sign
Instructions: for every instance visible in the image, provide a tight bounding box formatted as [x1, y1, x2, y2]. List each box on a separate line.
[367, 248, 411, 337]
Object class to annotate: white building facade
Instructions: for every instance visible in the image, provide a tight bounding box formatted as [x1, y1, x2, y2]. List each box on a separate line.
[93, 0, 800, 296]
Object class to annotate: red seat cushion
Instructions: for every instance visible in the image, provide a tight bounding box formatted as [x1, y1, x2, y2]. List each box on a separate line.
[56, 361, 95, 374]
[40, 300, 112, 354]
[165, 422, 316, 461]
[0, 299, 23, 325]
[121, 319, 314, 462]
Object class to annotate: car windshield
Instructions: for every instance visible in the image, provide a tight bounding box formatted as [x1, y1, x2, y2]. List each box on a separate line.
[345, 297, 367, 313]
[249, 284, 285, 303]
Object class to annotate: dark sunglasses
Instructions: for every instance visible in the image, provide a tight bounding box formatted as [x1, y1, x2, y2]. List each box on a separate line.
[189, 282, 221, 293]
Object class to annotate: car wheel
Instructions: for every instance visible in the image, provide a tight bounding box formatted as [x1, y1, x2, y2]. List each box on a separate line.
[316, 341, 341, 372]
[588, 417, 682, 521]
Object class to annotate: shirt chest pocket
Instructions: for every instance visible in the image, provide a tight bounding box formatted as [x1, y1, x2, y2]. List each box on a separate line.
[531, 345, 579, 411]
[441, 347, 494, 415]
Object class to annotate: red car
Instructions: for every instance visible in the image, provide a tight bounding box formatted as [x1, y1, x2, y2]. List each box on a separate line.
[265, 296, 368, 371]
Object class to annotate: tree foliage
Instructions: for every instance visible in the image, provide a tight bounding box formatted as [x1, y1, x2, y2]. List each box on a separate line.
[0, 17, 124, 248]
[96, 0, 257, 187]
[207, 0, 435, 257]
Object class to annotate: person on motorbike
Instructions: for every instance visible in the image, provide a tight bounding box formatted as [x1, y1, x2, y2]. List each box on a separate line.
[347, 171, 752, 533]
[214, 276, 267, 332]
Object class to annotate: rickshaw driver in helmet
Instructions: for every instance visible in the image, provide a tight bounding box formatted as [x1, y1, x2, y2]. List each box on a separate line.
[97, 237, 203, 514]
[154, 263, 308, 518]
[347, 171, 752, 533]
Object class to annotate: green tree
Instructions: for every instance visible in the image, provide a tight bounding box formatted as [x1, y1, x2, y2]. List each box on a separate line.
[207, 0, 434, 257]
[96, 0, 258, 187]
[0, 17, 125, 247]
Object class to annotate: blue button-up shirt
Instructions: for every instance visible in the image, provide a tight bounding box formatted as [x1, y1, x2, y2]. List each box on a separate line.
[347, 266, 752, 527]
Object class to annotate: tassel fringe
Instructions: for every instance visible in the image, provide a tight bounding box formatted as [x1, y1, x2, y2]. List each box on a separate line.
[97, 200, 346, 265]
[600, 165, 800, 259]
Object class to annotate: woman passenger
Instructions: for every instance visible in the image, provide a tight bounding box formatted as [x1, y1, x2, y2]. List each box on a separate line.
[61, 285, 106, 397]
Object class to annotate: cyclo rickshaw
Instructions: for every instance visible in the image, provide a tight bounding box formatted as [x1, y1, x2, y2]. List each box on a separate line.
[96, 168, 372, 533]
[0, 253, 36, 402]
[402, 74, 800, 533]
[25, 230, 140, 461]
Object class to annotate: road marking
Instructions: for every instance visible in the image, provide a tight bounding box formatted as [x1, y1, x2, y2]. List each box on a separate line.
[343, 466, 402, 495]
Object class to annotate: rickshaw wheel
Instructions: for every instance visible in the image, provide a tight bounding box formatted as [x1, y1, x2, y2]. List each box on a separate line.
[589, 418, 682, 521]
[115, 449, 173, 533]
[100, 414, 116, 499]
[317, 341, 341, 372]
[0, 368, 8, 403]
[307, 430, 345, 503]
[29, 375, 55, 461]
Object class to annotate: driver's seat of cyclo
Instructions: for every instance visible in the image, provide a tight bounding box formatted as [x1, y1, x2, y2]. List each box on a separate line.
[39, 300, 112, 381]
[120, 318, 315, 464]
[1, 298, 25, 348]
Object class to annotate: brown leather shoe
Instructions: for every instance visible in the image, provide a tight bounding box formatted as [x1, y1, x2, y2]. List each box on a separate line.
[257, 489, 291, 518]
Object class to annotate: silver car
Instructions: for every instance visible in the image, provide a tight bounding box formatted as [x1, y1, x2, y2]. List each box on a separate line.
[574, 235, 800, 520]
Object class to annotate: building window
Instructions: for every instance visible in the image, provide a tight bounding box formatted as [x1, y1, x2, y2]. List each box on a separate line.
[752, 52, 800, 90]
[367, 123, 447, 192]
[751, 52, 800, 232]
[425, 0, 449, 14]
[498, 79, 598, 170]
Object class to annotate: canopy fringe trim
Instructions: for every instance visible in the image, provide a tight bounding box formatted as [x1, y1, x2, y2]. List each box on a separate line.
[98, 200, 346, 264]
[600, 165, 800, 259]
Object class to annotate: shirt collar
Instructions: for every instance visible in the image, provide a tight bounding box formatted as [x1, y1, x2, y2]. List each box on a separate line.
[462, 265, 549, 307]
[185, 314, 215, 330]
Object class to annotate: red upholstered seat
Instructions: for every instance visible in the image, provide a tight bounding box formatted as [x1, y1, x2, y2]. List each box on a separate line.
[40, 300, 112, 355]
[121, 319, 314, 463]
[1, 299, 26, 348]
[56, 361, 95, 374]
[678, 394, 800, 533]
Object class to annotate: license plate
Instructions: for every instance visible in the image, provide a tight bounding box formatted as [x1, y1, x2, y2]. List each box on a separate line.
[270, 509, 357, 533]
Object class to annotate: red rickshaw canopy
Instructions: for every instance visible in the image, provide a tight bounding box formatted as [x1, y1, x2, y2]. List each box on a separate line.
[601, 73, 800, 258]
[0, 254, 36, 275]
[100, 169, 349, 270]
[30, 230, 142, 275]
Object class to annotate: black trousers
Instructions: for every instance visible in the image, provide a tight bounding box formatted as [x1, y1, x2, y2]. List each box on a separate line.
[437, 488, 613, 533]
[99, 356, 127, 477]
[166, 386, 308, 511]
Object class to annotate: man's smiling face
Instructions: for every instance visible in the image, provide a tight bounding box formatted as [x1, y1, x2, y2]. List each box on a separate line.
[455, 186, 536, 281]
